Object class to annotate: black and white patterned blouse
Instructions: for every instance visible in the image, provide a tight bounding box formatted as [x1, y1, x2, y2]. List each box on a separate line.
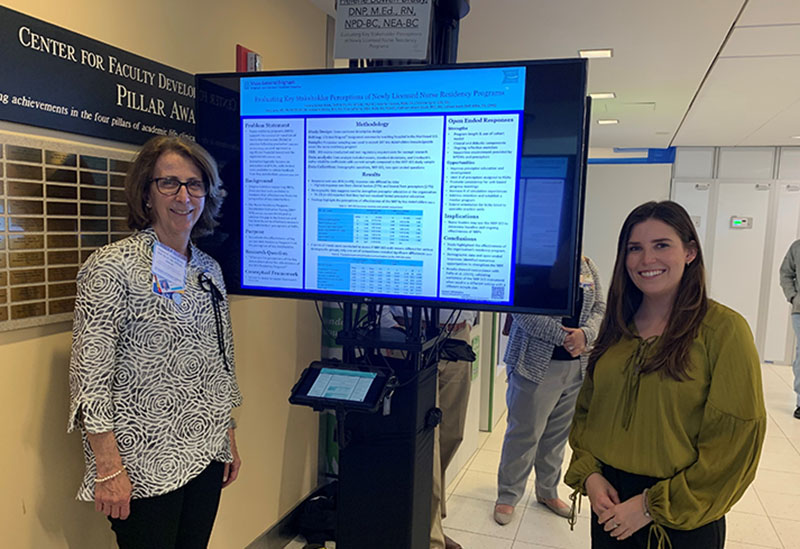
[68, 228, 242, 501]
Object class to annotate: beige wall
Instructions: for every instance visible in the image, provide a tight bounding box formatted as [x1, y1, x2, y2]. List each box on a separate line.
[0, 1, 327, 547]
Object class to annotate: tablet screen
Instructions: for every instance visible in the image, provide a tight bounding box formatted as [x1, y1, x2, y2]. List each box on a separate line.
[307, 368, 378, 402]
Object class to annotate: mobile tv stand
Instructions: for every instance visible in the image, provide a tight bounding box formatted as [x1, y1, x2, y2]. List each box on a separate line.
[334, 303, 441, 549]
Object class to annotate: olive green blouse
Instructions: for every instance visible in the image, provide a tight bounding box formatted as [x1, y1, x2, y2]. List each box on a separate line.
[564, 300, 766, 531]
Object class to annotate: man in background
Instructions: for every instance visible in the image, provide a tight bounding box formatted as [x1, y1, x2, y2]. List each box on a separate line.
[779, 240, 800, 420]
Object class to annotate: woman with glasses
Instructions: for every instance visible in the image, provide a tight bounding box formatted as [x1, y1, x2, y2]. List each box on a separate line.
[68, 136, 242, 548]
[565, 201, 765, 548]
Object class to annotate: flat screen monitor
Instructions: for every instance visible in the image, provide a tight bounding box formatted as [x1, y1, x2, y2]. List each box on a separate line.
[196, 59, 588, 315]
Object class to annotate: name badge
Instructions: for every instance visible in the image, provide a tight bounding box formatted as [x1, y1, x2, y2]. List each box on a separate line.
[151, 241, 187, 305]
[579, 273, 594, 289]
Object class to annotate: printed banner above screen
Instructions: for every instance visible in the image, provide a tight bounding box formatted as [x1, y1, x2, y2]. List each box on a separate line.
[0, 6, 195, 145]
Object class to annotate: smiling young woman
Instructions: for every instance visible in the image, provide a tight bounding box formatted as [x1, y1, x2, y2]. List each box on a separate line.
[564, 201, 765, 549]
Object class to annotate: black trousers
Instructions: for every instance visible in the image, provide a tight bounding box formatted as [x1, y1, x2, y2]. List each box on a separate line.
[591, 464, 725, 549]
[109, 461, 224, 549]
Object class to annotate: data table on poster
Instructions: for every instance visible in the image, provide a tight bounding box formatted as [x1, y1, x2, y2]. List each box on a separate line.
[317, 256, 424, 295]
[317, 209, 424, 246]
[350, 261, 423, 294]
[352, 210, 423, 245]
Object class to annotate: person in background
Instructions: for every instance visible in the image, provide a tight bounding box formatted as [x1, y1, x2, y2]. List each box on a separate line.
[68, 136, 242, 548]
[493, 255, 605, 525]
[779, 239, 800, 420]
[565, 201, 765, 548]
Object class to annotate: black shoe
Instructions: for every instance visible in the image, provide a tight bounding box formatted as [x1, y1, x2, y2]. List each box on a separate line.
[794, 406, 800, 419]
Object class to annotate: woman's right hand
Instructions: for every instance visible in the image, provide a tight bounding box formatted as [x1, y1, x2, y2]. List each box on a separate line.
[94, 470, 132, 520]
[585, 472, 620, 516]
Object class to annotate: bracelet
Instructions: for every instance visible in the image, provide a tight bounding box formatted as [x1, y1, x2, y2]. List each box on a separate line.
[642, 488, 651, 518]
[95, 467, 125, 484]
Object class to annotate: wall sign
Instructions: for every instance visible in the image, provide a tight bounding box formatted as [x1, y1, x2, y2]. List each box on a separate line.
[0, 6, 195, 145]
[334, 0, 433, 60]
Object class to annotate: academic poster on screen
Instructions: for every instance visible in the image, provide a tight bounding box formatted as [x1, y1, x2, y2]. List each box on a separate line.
[239, 66, 529, 304]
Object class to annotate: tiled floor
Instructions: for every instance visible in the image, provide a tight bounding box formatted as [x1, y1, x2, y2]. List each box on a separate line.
[289, 363, 800, 548]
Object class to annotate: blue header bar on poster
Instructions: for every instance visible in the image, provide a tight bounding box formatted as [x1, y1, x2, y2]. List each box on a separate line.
[240, 66, 526, 116]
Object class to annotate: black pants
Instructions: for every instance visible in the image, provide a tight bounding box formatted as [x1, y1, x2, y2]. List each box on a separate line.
[591, 464, 725, 549]
[109, 461, 224, 549]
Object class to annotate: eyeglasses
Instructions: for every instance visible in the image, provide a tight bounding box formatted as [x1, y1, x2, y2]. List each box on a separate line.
[150, 177, 207, 198]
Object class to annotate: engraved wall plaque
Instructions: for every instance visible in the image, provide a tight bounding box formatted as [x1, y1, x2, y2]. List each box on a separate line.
[81, 171, 108, 186]
[111, 219, 129, 232]
[81, 234, 108, 248]
[48, 250, 79, 265]
[1, 135, 136, 331]
[7, 163, 43, 180]
[8, 181, 43, 197]
[49, 282, 77, 298]
[45, 151, 77, 167]
[9, 269, 45, 285]
[80, 187, 108, 201]
[11, 302, 47, 319]
[111, 205, 129, 217]
[48, 266, 78, 282]
[46, 184, 78, 199]
[81, 203, 108, 217]
[7, 145, 42, 163]
[9, 251, 45, 268]
[9, 217, 44, 232]
[80, 155, 108, 171]
[47, 218, 78, 232]
[49, 298, 75, 315]
[48, 235, 78, 248]
[46, 167, 78, 183]
[110, 159, 131, 173]
[81, 219, 108, 232]
[47, 202, 78, 216]
[11, 286, 47, 302]
[8, 200, 44, 215]
[9, 234, 45, 250]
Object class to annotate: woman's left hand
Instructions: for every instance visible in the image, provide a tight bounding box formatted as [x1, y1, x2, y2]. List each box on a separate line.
[562, 327, 587, 357]
[597, 494, 652, 540]
[223, 428, 242, 488]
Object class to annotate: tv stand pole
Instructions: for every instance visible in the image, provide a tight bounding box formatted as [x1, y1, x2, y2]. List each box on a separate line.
[335, 304, 441, 549]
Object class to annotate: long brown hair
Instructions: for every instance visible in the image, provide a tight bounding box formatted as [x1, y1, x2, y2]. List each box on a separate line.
[589, 201, 708, 380]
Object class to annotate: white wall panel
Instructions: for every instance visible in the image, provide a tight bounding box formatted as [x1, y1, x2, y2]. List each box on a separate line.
[582, 164, 672, 286]
[763, 184, 800, 362]
[709, 182, 771, 336]
[779, 148, 800, 179]
[674, 148, 715, 179]
[718, 147, 775, 179]
[672, 181, 713, 252]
